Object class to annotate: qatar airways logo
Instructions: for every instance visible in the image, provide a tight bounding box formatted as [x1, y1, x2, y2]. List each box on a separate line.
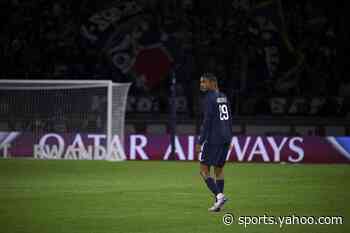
[128, 135, 304, 163]
[33, 134, 304, 163]
[34, 133, 125, 160]
[227, 137, 304, 163]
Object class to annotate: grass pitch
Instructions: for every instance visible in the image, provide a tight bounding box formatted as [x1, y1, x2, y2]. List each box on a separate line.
[0, 159, 349, 233]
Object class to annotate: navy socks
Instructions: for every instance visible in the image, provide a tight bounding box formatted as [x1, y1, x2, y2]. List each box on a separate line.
[216, 179, 224, 194]
[204, 177, 219, 195]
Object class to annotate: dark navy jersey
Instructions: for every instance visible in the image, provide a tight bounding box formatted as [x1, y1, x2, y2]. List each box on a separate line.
[198, 90, 233, 145]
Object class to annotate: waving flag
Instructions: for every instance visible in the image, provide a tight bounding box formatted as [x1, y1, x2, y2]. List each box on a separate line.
[81, 0, 175, 89]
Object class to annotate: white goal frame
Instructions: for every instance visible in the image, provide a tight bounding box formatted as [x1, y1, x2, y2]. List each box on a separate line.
[0, 79, 131, 161]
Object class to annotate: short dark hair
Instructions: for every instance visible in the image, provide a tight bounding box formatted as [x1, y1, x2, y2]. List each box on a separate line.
[201, 73, 217, 82]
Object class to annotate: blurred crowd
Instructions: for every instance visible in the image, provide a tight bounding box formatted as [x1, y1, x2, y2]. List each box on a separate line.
[0, 0, 346, 117]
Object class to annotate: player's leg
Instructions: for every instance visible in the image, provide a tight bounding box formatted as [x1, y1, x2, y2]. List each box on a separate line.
[208, 165, 228, 211]
[210, 143, 230, 210]
[200, 163, 219, 197]
[214, 142, 230, 195]
[199, 143, 219, 197]
[204, 144, 227, 212]
[201, 163, 222, 212]
[199, 143, 220, 211]
[214, 166, 224, 194]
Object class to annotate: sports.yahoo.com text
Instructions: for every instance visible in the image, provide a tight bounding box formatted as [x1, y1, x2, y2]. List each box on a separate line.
[222, 213, 344, 228]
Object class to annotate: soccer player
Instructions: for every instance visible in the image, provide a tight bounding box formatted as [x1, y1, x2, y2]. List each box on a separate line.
[195, 73, 232, 212]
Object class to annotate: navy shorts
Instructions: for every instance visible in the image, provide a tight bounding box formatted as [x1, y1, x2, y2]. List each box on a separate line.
[199, 143, 230, 167]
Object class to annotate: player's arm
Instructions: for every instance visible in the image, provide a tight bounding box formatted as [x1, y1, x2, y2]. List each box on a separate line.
[196, 95, 213, 154]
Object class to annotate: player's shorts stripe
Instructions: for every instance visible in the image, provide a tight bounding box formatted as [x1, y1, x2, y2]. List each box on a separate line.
[199, 141, 206, 162]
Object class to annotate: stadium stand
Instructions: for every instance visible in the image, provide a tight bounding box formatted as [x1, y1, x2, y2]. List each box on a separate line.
[0, 0, 346, 135]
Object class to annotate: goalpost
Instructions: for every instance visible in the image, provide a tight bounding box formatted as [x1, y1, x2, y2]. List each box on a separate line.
[0, 79, 130, 161]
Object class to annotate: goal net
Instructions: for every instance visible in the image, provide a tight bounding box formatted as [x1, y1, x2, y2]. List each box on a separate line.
[0, 80, 130, 161]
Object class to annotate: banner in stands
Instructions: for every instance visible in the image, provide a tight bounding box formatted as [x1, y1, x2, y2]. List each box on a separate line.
[1, 133, 349, 163]
[81, 0, 176, 89]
